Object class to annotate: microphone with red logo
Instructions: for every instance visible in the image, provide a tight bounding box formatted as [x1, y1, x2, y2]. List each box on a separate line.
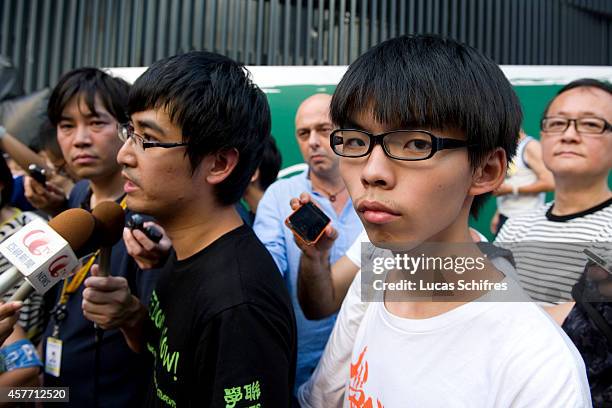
[1, 203, 125, 302]
[0, 208, 95, 298]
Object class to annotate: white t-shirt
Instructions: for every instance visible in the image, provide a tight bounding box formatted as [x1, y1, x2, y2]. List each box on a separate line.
[346, 229, 489, 268]
[299, 267, 591, 407]
[345, 229, 368, 267]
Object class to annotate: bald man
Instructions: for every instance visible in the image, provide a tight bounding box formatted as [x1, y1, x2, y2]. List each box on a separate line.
[253, 94, 362, 395]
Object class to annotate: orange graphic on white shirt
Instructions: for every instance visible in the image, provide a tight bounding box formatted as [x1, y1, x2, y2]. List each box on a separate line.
[348, 346, 384, 408]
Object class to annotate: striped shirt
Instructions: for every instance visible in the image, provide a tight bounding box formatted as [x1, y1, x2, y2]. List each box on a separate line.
[495, 197, 612, 305]
[0, 209, 46, 342]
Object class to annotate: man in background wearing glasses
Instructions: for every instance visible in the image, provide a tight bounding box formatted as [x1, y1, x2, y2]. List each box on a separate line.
[496, 78, 612, 405]
[299, 35, 590, 407]
[497, 78, 612, 312]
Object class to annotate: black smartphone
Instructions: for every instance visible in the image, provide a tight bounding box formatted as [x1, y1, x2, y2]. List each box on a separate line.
[285, 202, 331, 245]
[28, 164, 46, 185]
[127, 213, 163, 243]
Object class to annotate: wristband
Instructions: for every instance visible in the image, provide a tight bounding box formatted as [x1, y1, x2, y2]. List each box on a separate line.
[0, 339, 43, 371]
[512, 185, 519, 195]
[0, 126, 6, 140]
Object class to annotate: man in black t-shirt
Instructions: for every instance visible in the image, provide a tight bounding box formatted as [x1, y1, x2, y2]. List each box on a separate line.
[82, 52, 296, 407]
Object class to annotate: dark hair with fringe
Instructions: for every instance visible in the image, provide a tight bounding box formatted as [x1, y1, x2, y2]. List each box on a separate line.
[330, 34, 523, 218]
[128, 51, 271, 206]
[47, 67, 130, 126]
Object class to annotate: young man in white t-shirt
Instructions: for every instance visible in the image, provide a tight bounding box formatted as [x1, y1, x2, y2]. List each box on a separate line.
[298, 34, 591, 407]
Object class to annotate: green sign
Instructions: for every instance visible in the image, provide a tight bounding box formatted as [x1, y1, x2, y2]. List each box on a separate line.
[110, 66, 612, 241]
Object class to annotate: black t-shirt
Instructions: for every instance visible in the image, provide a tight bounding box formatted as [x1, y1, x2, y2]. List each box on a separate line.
[144, 225, 296, 407]
[41, 180, 160, 407]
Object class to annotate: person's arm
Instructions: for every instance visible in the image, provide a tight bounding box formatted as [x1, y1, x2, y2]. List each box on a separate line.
[299, 253, 359, 320]
[490, 209, 501, 235]
[0, 325, 41, 389]
[493, 140, 554, 197]
[253, 185, 289, 275]
[0, 127, 48, 173]
[543, 302, 576, 325]
[23, 176, 68, 216]
[292, 193, 362, 319]
[81, 264, 148, 353]
[516, 140, 555, 195]
[197, 304, 294, 407]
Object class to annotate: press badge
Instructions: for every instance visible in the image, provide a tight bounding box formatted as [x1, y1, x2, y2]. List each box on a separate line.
[45, 337, 62, 377]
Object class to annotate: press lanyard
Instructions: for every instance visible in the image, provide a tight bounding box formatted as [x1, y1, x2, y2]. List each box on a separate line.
[51, 197, 127, 337]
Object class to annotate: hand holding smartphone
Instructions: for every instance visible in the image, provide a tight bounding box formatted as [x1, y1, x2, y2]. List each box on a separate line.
[285, 202, 331, 246]
[127, 214, 163, 243]
[28, 164, 46, 186]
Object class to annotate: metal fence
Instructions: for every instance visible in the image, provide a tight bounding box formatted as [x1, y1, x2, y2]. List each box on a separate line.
[1, 0, 611, 93]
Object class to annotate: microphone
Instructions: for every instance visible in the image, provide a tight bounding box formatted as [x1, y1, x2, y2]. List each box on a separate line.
[0, 208, 95, 300]
[6, 202, 125, 302]
[0, 209, 96, 295]
[90, 201, 125, 278]
[89, 201, 125, 346]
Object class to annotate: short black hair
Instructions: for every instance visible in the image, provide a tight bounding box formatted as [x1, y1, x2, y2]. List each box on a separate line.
[0, 154, 14, 207]
[128, 51, 271, 206]
[331, 34, 522, 218]
[48, 67, 130, 126]
[541, 78, 612, 120]
[257, 136, 282, 191]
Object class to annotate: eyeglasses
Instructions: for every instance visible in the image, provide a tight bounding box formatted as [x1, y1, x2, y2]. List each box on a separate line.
[541, 117, 612, 135]
[117, 124, 188, 150]
[330, 129, 470, 161]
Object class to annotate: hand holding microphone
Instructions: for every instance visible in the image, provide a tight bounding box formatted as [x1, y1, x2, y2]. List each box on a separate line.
[82, 266, 142, 330]
[83, 204, 147, 331]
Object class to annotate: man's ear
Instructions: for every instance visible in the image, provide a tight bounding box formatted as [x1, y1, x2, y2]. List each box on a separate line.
[468, 148, 507, 196]
[204, 148, 240, 186]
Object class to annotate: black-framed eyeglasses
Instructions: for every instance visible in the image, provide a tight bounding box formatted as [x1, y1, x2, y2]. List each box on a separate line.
[330, 129, 470, 161]
[541, 116, 612, 135]
[117, 123, 188, 150]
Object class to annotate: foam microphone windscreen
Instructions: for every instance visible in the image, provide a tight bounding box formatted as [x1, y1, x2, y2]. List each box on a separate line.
[48, 208, 96, 250]
[91, 201, 126, 247]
